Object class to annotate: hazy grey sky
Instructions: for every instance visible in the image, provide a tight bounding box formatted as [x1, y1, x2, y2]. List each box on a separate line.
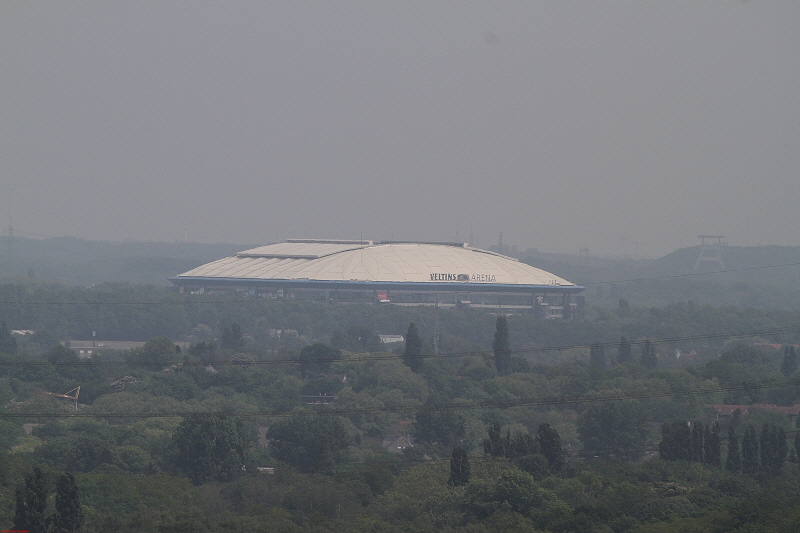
[2, 1, 799, 257]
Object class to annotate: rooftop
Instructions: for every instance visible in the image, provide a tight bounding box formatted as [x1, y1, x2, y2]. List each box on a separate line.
[175, 239, 581, 289]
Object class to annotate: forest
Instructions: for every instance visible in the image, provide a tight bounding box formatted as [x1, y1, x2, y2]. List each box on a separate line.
[1, 281, 799, 532]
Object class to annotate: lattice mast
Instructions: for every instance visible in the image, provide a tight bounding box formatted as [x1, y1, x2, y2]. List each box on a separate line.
[45, 386, 81, 411]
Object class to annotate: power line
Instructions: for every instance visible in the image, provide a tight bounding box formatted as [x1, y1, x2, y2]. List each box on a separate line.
[4, 325, 798, 367]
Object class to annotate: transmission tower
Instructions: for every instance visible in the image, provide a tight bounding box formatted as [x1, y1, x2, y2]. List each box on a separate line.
[694, 235, 725, 271]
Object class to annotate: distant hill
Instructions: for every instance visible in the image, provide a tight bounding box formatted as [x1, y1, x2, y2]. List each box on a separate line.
[1, 236, 251, 286]
[2, 237, 798, 309]
[513, 245, 800, 311]
[641, 245, 800, 285]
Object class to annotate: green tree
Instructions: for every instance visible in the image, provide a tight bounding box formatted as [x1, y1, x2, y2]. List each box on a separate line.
[13, 466, 48, 533]
[403, 322, 424, 373]
[617, 336, 632, 364]
[483, 422, 506, 458]
[221, 322, 244, 350]
[726, 426, 741, 473]
[692, 422, 705, 463]
[129, 336, 179, 369]
[267, 414, 350, 473]
[52, 472, 83, 533]
[0, 320, 17, 354]
[659, 421, 690, 461]
[720, 343, 766, 366]
[298, 343, 341, 378]
[795, 430, 800, 464]
[761, 425, 788, 475]
[414, 406, 466, 449]
[537, 422, 564, 473]
[492, 316, 511, 376]
[760, 424, 773, 474]
[781, 346, 798, 376]
[741, 425, 760, 475]
[640, 339, 657, 369]
[465, 470, 545, 519]
[577, 400, 648, 460]
[332, 325, 383, 353]
[170, 413, 252, 484]
[72, 435, 113, 472]
[704, 422, 721, 467]
[448, 446, 471, 487]
[775, 426, 788, 474]
[589, 342, 605, 372]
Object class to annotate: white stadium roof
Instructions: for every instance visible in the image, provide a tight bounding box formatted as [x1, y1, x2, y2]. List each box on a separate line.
[174, 239, 581, 291]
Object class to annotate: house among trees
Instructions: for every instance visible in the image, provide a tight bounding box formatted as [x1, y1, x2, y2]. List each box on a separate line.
[381, 434, 415, 453]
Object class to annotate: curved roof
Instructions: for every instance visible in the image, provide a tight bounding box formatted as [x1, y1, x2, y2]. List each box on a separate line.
[174, 240, 581, 291]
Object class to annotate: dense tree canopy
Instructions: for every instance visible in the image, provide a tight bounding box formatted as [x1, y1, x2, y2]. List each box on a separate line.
[1, 280, 800, 532]
[578, 400, 649, 460]
[266, 414, 350, 473]
[169, 414, 252, 484]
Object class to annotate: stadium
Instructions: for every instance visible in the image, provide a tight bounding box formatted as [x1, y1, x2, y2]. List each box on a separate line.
[170, 239, 585, 317]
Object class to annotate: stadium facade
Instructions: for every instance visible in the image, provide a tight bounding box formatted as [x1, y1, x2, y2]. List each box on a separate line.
[170, 239, 585, 317]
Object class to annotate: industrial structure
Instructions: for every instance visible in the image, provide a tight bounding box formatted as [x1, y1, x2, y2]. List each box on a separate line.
[171, 239, 585, 317]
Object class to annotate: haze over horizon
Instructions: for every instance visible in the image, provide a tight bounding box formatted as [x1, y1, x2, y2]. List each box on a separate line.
[2, 2, 799, 258]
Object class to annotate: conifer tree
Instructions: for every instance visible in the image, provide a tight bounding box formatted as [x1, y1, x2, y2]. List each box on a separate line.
[731, 408, 743, 427]
[13, 467, 48, 533]
[741, 425, 760, 475]
[484, 422, 505, 458]
[772, 426, 788, 475]
[492, 316, 511, 376]
[538, 423, 565, 473]
[660, 421, 691, 461]
[760, 424, 773, 474]
[448, 446, 471, 487]
[403, 322, 424, 373]
[617, 336, 632, 364]
[640, 339, 657, 369]
[793, 430, 800, 464]
[509, 432, 538, 459]
[659, 423, 675, 460]
[726, 426, 741, 473]
[692, 422, 704, 463]
[781, 346, 798, 376]
[705, 422, 721, 467]
[590, 342, 606, 372]
[53, 472, 83, 533]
